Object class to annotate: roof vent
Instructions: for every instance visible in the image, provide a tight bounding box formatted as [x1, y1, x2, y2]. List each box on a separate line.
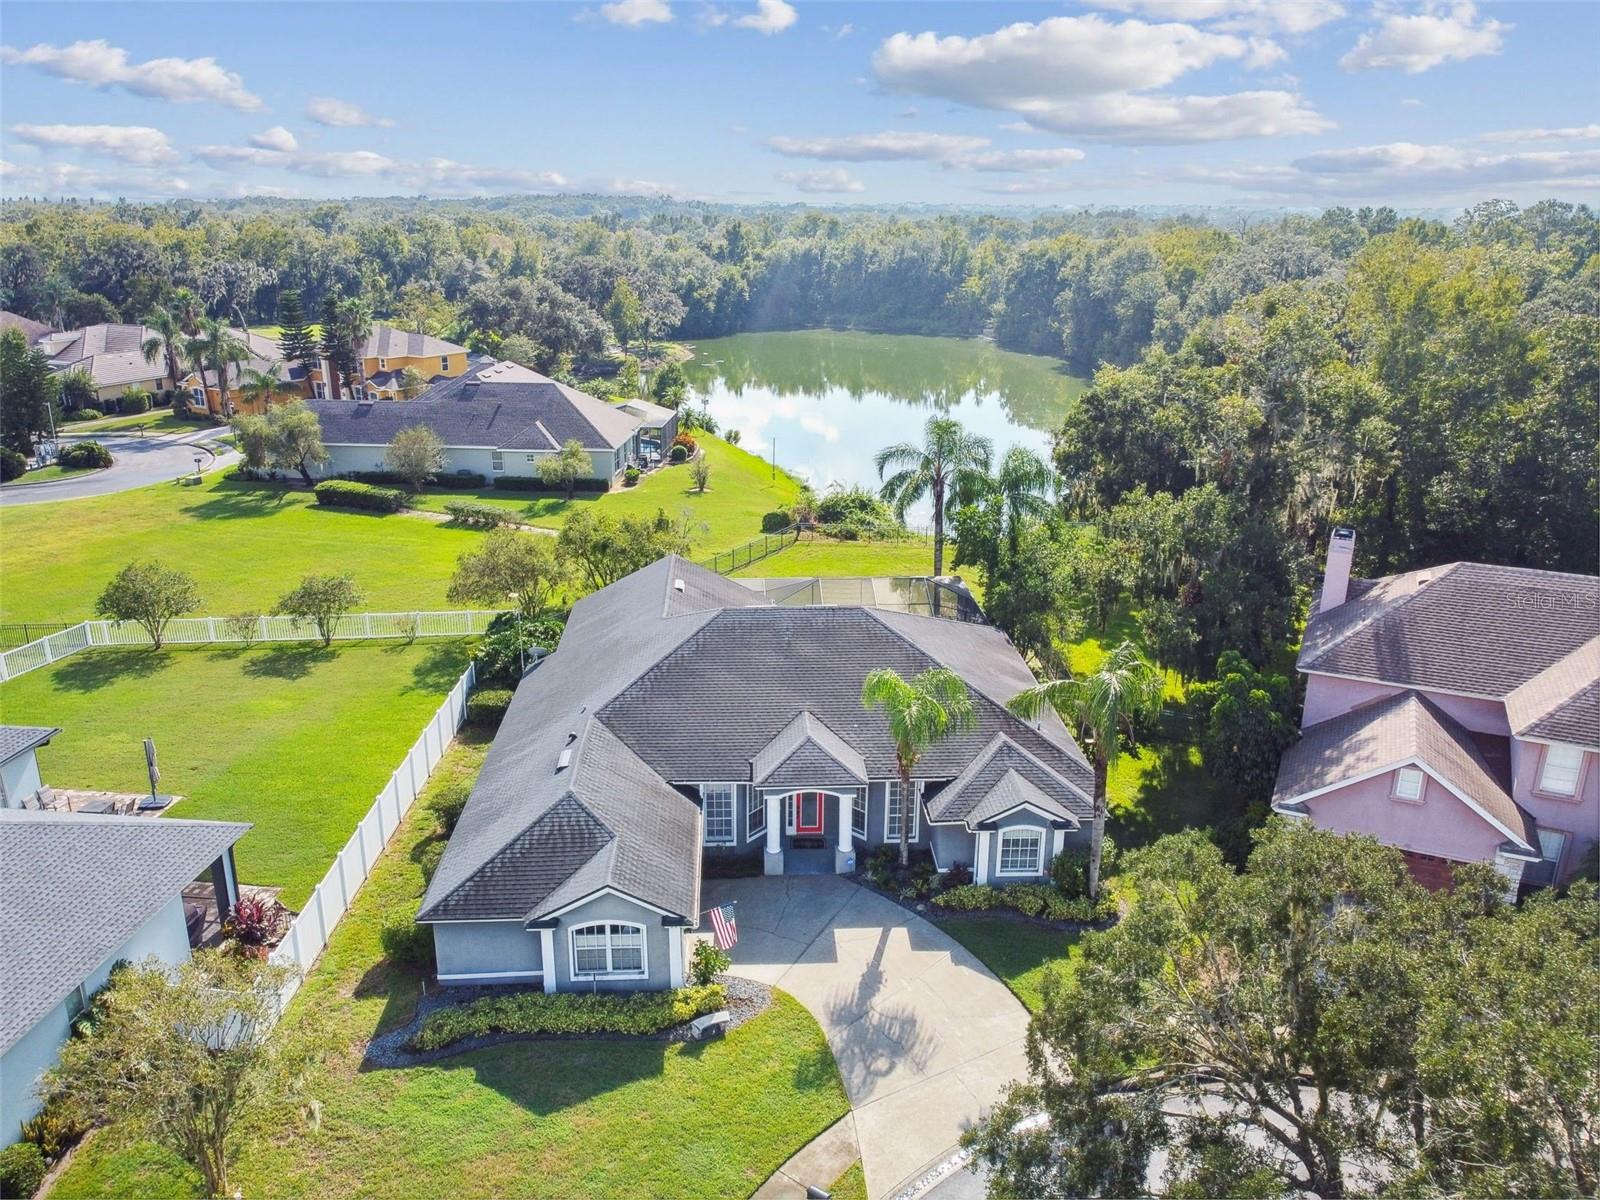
[565, 731, 578, 745]
[673, 578, 685, 592]
[462, 379, 480, 399]
[556, 747, 573, 772]
[1416, 572, 1432, 588]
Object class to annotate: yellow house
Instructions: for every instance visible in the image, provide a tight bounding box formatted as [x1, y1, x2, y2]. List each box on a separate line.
[308, 325, 470, 401]
[179, 331, 303, 418]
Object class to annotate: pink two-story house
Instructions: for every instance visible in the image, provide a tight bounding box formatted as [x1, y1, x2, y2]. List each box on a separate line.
[1273, 529, 1599, 892]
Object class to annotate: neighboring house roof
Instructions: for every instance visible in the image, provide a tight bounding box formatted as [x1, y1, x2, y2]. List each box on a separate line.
[926, 734, 1082, 827]
[1299, 562, 1600, 699]
[366, 368, 444, 390]
[0, 810, 250, 1054]
[364, 325, 466, 361]
[420, 555, 1093, 925]
[1505, 636, 1600, 748]
[309, 360, 640, 452]
[0, 724, 59, 765]
[752, 712, 869, 790]
[41, 323, 169, 390]
[1273, 690, 1537, 852]
[619, 399, 676, 426]
[0, 310, 55, 344]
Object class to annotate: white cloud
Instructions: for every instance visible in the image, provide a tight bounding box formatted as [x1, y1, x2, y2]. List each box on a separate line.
[1095, 0, 1345, 36]
[1, 158, 191, 197]
[250, 125, 298, 152]
[1340, 2, 1507, 74]
[305, 97, 394, 128]
[871, 14, 1323, 144]
[1478, 123, 1600, 144]
[777, 167, 865, 193]
[1401, 97, 1424, 106]
[971, 177, 1082, 196]
[194, 144, 291, 167]
[0, 39, 261, 110]
[768, 130, 992, 162]
[602, 0, 673, 25]
[10, 123, 177, 165]
[734, 0, 796, 34]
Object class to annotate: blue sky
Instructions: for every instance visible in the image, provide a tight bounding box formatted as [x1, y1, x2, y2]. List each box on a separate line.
[2, 1, 1596, 208]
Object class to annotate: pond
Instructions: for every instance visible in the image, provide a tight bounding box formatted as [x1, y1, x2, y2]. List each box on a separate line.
[678, 330, 1087, 523]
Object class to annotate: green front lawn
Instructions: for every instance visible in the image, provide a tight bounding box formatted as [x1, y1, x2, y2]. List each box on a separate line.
[408, 435, 801, 553]
[0, 474, 487, 624]
[2, 462, 102, 486]
[729, 535, 941, 581]
[0, 641, 469, 907]
[937, 916, 1083, 1014]
[53, 737, 851, 1200]
[65, 411, 199, 435]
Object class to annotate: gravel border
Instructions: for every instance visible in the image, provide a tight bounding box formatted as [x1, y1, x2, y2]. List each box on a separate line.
[363, 974, 772, 1069]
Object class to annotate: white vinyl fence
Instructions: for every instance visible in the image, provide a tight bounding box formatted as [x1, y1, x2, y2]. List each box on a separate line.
[269, 660, 477, 1004]
[0, 610, 504, 682]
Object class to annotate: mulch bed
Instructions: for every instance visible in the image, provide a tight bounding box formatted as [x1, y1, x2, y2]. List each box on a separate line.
[362, 974, 772, 1069]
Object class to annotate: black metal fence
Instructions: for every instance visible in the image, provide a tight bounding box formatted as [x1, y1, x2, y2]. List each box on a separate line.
[701, 525, 802, 575]
[0, 622, 77, 649]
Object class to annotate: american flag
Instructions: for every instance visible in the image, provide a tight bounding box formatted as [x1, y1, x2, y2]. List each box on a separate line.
[708, 903, 738, 951]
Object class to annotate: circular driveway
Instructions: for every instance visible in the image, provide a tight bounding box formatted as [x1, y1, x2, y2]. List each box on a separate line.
[1, 428, 238, 506]
[700, 875, 1030, 1200]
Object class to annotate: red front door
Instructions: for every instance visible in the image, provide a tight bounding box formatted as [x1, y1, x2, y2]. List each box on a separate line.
[794, 791, 824, 835]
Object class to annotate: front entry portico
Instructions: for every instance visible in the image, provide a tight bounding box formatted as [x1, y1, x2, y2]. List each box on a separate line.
[763, 788, 858, 876]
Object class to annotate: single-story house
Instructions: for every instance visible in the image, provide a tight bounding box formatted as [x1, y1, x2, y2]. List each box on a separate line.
[35, 324, 170, 405]
[307, 360, 644, 486]
[416, 554, 1094, 991]
[0, 811, 249, 1143]
[1274, 529, 1599, 892]
[617, 398, 679, 449]
[0, 725, 59, 810]
[0, 310, 56, 345]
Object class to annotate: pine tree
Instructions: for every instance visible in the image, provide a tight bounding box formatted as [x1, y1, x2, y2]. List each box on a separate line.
[276, 291, 319, 388]
[319, 296, 350, 399]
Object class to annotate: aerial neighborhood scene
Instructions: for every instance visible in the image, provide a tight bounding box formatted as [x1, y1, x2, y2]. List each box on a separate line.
[2, 3, 1597, 1199]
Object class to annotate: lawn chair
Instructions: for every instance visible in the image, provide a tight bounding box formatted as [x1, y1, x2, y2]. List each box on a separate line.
[34, 786, 62, 811]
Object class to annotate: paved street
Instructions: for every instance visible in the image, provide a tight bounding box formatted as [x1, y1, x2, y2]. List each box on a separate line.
[0, 427, 238, 506]
[700, 875, 1030, 1200]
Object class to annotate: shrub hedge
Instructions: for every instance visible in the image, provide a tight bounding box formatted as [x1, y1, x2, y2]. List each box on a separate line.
[492, 475, 608, 493]
[0, 1143, 46, 1199]
[343, 469, 488, 490]
[59, 441, 112, 469]
[427, 778, 472, 835]
[0, 448, 24, 482]
[62, 408, 103, 422]
[312, 479, 407, 512]
[443, 499, 509, 528]
[465, 688, 513, 726]
[409, 984, 728, 1050]
[380, 908, 437, 971]
[931, 883, 1114, 923]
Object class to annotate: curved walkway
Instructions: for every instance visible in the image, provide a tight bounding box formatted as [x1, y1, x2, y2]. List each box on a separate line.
[701, 876, 1029, 1200]
[0, 427, 237, 506]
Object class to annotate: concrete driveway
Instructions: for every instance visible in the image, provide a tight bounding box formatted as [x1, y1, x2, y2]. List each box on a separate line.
[700, 876, 1029, 1200]
[0, 427, 237, 506]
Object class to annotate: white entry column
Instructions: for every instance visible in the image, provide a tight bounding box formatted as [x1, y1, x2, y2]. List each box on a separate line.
[835, 792, 854, 873]
[763, 793, 783, 876]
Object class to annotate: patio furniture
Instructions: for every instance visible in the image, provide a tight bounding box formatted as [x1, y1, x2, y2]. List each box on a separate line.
[185, 903, 207, 945]
[76, 797, 117, 815]
[34, 786, 62, 811]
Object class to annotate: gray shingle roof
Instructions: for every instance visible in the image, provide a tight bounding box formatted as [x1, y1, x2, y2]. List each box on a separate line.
[0, 811, 249, 1053]
[308, 360, 640, 452]
[1505, 636, 1600, 748]
[1300, 563, 1600, 698]
[420, 555, 1092, 924]
[0, 725, 59, 765]
[752, 712, 868, 790]
[366, 326, 466, 360]
[1272, 691, 1536, 850]
[925, 734, 1082, 827]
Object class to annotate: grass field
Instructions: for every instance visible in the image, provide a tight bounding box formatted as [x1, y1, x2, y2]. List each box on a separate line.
[0, 473, 486, 624]
[52, 736, 851, 1200]
[1, 462, 101, 487]
[729, 535, 941, 581]
[0, 641, 469, 906]
[65, 412, 199, 435]
[936, 916, 1083, 1014]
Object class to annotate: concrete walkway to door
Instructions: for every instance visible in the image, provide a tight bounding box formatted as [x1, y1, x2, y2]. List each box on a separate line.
[700, 876, 1029, 1200]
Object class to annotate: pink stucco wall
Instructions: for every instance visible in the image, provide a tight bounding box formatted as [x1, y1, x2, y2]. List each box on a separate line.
[1510, 739, 1600, 879]
[1300, 768, 1508, 864]
[1302, 674, 1513, 735]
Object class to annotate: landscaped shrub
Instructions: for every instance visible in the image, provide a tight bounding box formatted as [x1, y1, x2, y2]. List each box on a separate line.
[59, 441, 112, 468]
[427, 779, 472, 835]
[312, 479, 406, 512]
[471, 612, 565, 687]
[760, 510, 792, 534]
[62, 407, 104, 423]
[443, 499, 509, 528]
[816, 486, 903, 540]
[0, 449, 24, 481]
[492, 475, 608, 493]
[409, 984, 727, 1051]
[0, 1142, 46, 1198]
[465, 688, 513, 727]
[224, 893, 276, 947]
[690, 939, 731, 986]
[380, 908, 436, 971]
[118, 390, 152, 414]
[701, 852, 763, 879]
[623, 466, 641, 486]
[942, 861, 973, 887]
[931, 882, 1114, 923]
[343, 469, 488, 490]
[671, 431, 697, 455]
[19, 1096, 88, 1160]
[668, 443, 688, 464]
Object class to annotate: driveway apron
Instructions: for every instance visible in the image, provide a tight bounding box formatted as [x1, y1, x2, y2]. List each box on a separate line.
[700, 876, 1029, 1200]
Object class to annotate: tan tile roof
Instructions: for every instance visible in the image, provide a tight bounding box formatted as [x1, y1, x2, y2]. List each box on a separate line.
[1274, 690, 1536, 850]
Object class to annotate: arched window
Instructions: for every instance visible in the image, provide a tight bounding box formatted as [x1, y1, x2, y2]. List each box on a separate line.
[568, 921, 647, 980]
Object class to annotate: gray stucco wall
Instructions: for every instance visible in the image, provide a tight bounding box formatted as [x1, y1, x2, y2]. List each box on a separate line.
[314, 441, 627, 484]
[2, 894, 191, 1144]
[977, 810, 1089, 883]
[551, 894, 677, 993]
[928, 824, 976, 872]
[432, 920, 543, 983]
[0, 749, 43, 808]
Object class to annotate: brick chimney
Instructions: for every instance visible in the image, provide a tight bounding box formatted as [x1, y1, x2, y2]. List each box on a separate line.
[1320, 527, 1356, 612]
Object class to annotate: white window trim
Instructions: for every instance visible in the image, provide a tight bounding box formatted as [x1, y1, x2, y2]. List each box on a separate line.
[1392, 766, 1425, 803]
[1526, 827, 1571, 887]
[1536, 744, 1584, 798]
[700, 783, 737, 846]
[440, 355, 450, 371]
[851, 790, 867, 839]
[746, 787, 766, 843]
[567, 921, 648, 982]
[884, 781, 921, 842]
[491, 450, 505, 472]
[996, 825, 1046, 877]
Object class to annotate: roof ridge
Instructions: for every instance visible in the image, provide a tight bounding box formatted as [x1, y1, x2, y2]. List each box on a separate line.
[1301, 562, 1465, 668]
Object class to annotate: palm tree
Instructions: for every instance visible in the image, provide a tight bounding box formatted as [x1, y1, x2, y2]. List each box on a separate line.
[236, 362, 298, 412]
[169, 287, 204, 337]
[338, 297, 374, 398]
[991, 445, 1055, 558]
[1007, 641, 1165, 899]
[875, 416, 992, 576]
[862, 666, 976, 867]
[187, 319, 249, 418]
[139, 304, 185, 389]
